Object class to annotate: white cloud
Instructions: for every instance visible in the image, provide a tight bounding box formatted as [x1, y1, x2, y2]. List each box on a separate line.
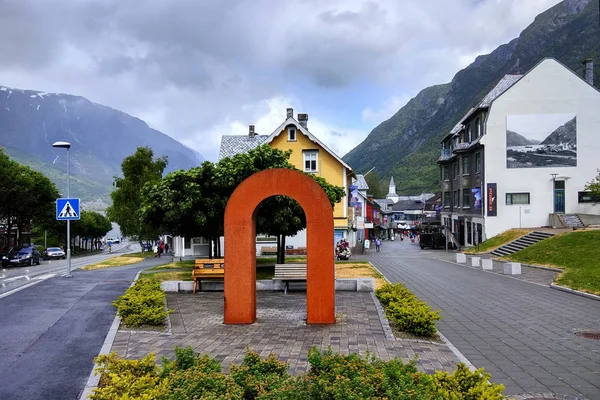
[0, 0, 567, 162]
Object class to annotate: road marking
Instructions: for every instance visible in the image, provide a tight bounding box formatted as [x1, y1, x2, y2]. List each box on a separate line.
[3, 276, 27, 282]
[34, 274, 56, 280]
[0, 280, 44, 299]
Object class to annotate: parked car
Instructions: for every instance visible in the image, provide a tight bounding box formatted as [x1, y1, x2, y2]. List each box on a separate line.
[43, 247, 66, 260]
[1, 247, 12, 268]
[5, 246, 41, 266]
[106, 237, 120, 244]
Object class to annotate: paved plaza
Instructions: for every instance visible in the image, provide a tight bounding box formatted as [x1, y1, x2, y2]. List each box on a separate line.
[112, 291, 460, 375]
[358, 238, 600, 399]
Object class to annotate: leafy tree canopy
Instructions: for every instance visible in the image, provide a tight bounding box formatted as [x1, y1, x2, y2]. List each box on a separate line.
[585, 169, 600, 201]
[364, 171, 385, 198]
[107, 147, 167, 241]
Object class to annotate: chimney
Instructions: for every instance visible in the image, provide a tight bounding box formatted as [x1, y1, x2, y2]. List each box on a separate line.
[286, 108, 293, 119]
[298, 113, 308, 129]
[249, 124, 255, 138]
[583, 59, 594, 86]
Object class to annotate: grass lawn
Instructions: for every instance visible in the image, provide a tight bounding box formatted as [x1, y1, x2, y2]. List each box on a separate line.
[504, 230, 600, 295]
[142, 259, 382, 286]
[465, 229, 531, 254]
[82, 255, 144, 270]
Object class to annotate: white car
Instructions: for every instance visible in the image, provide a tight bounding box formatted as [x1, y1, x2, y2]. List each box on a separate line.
[106, 237, 120, 244]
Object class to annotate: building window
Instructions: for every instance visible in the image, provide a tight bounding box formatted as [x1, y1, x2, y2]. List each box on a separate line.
[578, 191, 600, 203]
[475, 152, 481, 173]
[288, 128, 296, 141]
[443, 166, 450, 181]
[476, 118, 481, 138]
[443, 192, 451, 207]
[466, 125, 472, 142]
[453, 162, 459, 179]
[462, 156, 470, 175]
[462, 189, 471, 208]
[454, 190, 459, 207]
[506, 193, 530, 205]
[303, 151, 318, 172]
[184, 237, 191, 249]
[467, 222, 472, 245]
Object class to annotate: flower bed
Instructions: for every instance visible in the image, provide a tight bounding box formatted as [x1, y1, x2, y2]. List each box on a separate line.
[90, 347, 505, 399]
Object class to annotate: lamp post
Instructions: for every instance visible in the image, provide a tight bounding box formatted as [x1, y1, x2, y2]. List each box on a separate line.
[52, 141, 72, 277]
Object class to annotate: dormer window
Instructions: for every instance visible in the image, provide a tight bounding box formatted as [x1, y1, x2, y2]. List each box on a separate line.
[476, 118, 481, 138]
[288, 128, 296, 141]
[466, 125, 472, 142]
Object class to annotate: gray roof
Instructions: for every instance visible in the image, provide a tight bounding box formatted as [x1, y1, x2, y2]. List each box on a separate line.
[218, 135, 269, 160]
[354, 174, 369, 190]
[374, 198, 393, 208]
[479, 74, 522, 107]
[392, 199, 424, 212]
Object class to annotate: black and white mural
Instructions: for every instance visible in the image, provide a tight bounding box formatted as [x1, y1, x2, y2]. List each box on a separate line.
[506, 113, 577, 168]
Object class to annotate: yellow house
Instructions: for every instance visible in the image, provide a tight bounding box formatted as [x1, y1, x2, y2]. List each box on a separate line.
[218, 108, 355, 244]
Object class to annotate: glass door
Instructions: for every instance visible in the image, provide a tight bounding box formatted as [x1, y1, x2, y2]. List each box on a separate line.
[554, 180, 565, 213]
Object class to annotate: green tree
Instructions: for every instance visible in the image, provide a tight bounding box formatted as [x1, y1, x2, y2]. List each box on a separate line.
[107, 147, 167, 247]
[141, 145, 345, 261]
[585, 169, 600, 201]
[364, 171, 385, 198]
[72, 211, 112, 251]
[0, 149, 59, 247]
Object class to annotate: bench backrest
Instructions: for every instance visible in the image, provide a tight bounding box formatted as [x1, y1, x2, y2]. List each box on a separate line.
[193, 259, 225, 276]
[273, 263, 307, 279]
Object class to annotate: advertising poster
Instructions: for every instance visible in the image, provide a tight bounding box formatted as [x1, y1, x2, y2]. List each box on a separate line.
[348, 185, 362, 217]
[472, 187, 482, 210]
[487, 183, 497, 217]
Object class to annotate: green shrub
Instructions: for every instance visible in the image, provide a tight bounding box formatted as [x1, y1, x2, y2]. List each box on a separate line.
[90, 353, 170, 400]
[112, 278, 171, 327]
[433, 363, 505, 400]
[376, 283, 441, 337]
[90, 347, 505, 400]
[230, 349, 291, 399]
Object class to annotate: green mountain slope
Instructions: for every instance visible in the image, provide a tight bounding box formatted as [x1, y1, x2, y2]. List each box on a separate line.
[343, 0, 599, 194]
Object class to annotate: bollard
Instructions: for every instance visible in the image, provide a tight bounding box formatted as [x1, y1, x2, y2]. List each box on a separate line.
[481, 259, 493, 270]
[471, 257, 481, 267]
[503, 262, 521, 275]
[456, 253, 467, 263]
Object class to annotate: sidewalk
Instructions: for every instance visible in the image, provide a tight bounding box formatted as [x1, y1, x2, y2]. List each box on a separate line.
[360, 239, 600, 399]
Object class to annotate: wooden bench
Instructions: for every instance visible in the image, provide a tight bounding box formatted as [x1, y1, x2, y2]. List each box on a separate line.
[285, 247, 307, 255]
[261, 246, 277, 256]
[273, 263, 306, 295]
[192, 258, 225, 293]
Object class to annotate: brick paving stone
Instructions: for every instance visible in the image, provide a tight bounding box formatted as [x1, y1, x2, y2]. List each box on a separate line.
[111, 291, 461, 376]
[355, 239, 600, 399]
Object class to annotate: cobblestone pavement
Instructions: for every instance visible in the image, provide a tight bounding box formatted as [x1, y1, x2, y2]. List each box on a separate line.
[356, 238, 600, 399]
[111, 291, 460, 375]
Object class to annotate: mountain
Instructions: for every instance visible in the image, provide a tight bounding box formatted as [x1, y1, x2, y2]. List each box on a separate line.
[541, 116, 577, 145]
[506, 130, 541, 147]
[0, 86, 203, 205]
[343, 0, 598, 194]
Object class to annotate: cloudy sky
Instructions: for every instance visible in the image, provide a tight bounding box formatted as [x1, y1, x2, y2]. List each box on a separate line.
[0, 0, 563, 161]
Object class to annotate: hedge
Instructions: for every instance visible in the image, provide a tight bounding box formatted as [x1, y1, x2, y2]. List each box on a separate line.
[112, 278, 171, 327]
[376, 283, 441, 337]
[90, 347, 505, 399]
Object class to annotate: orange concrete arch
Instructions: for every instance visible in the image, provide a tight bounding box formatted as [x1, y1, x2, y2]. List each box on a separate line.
[223, 168, 335, 325]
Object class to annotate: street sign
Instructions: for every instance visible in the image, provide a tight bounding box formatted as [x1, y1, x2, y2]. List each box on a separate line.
[56, 198, 80, 220]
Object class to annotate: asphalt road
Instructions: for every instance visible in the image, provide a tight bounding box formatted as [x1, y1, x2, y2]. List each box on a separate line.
[0, 241, 135, 296]
[0, 255, 170, 400]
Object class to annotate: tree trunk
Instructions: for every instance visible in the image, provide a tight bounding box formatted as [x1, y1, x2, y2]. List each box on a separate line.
[277, 234, 286, 264]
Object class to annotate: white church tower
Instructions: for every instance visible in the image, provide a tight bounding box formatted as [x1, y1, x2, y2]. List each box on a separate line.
[386, 176, 399, 203]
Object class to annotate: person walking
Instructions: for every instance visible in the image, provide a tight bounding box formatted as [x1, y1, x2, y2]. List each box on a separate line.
[375, 238, 381, 252]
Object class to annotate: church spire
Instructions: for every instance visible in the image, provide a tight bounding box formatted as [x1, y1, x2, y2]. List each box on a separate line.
[389, 176, 396, 193]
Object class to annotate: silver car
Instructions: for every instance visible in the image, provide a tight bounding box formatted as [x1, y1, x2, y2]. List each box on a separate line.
[43, 247, 66, 260]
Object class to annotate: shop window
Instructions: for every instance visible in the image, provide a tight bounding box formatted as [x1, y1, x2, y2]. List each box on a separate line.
[462, 189, 471, 207]
[578, 191, 600, 203]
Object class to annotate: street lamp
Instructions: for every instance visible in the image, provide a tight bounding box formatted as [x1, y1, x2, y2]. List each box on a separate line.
[52, 141, 72, 277]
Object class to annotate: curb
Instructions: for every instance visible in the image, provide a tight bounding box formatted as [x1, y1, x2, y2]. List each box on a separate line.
[78, 270, 142, 400]
[550, 283, 600, 301]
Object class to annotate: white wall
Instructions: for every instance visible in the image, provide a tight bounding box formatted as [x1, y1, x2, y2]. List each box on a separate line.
[484, 59, 600, 238]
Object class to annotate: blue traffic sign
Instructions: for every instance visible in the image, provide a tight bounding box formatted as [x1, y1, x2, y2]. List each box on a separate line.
[56, 198, 80, 221]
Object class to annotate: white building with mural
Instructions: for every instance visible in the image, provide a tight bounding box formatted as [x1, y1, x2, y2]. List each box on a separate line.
[439, 58, 600, 245]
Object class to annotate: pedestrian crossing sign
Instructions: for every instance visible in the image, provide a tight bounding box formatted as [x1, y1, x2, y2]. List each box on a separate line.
[56, 198, 80, 220]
